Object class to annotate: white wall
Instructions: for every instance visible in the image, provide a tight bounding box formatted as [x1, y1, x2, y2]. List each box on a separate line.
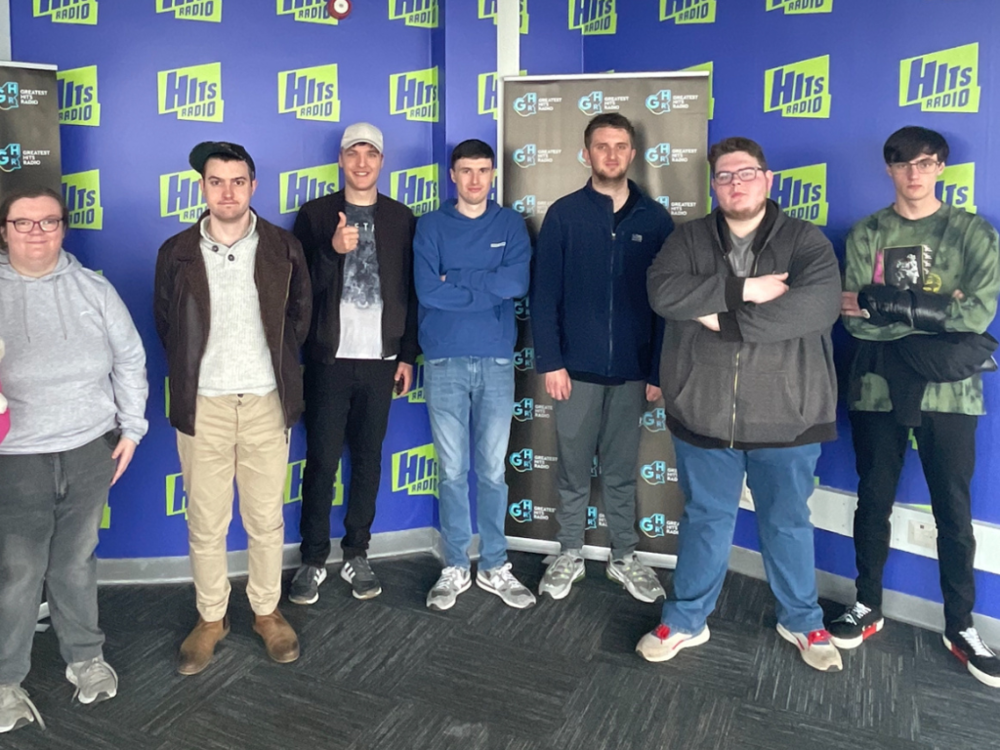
[0, 0, 10, 61]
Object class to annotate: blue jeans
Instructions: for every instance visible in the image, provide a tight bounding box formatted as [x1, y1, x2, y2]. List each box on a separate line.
[424, 356, 515, 571]
[661, 437, 825, 635]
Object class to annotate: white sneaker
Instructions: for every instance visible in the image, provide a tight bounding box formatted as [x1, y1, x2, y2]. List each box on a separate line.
[776, 624, 843, 672]
[0, 684, 44, 733]
[426, 566, 472, 611]
[607, 554, 666, 603]
[66, 657, 119, 704]
[636, 624, 711, 663]
[538, 551, 585, 600]
[476, 562, 536, 609]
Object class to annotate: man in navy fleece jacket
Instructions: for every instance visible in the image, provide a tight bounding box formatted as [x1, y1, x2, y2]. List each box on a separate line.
[414, 140, 535, 612]
[532, 113, 674, 604]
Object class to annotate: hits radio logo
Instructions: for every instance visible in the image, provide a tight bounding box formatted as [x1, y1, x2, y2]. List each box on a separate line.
[513, 398, 535, 423]
[684, 61, 715, 119]
[641, 461, 668, 485]
[284, 459, 344, 507]
[641, 408, 666, 433]
[764, 55, 830, 118]
[586, 505, 599, 530]
[390, 0, 439, 28]
[393, 356, 427, 403]
[0, 82, 19, 111]
[392, 444, 439, 496]
[34, 0, 97, 24]
[514, 297, 531, 320]
[640, 513, 668, 538]
[645, 89, 672, 115]
[62, 170, 103, 230]
[937, 163, 976, 213]
[160, 170, 207, 224]
[479, 0, 530, 33]
[391, 165, 439, 216]
[478, 72, 498, 119]
[767, 0, 832, 13]
[279, 65, 341, 122]
[509, 448, 534, 473]
[165, 473, 188, 518]
[276, 0, 338, 24]
[57, 66, 100, 126]
[280, 163, 339, 214]
[509, 499, 534, 523]
[513, 347, 534, 371]
[390, 67, 439, 122]
[771, 164, 828, 225]
[900, 44, 980, 114]
[157, 0, 222, 22]
[660, 0, 716, 24]
[569, 0, 616, 35]
[645, 143, 672, 168]
[158, 63, 224, 122]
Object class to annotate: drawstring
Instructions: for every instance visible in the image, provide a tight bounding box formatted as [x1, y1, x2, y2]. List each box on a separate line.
[52, 275, 69, 340]
[19, 274, 31, 343]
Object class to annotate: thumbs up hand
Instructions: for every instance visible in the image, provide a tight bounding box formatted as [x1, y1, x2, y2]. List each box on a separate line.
[332, 211, 360, 254]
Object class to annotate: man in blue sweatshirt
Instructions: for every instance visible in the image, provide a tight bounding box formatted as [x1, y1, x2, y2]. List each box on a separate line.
[532, 113, 674, 603]
[414, 140, 534, 611]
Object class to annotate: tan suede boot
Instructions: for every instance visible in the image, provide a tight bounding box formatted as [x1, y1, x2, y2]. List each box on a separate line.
[253, 610, 300, 664]
[178, 616, 230, 676]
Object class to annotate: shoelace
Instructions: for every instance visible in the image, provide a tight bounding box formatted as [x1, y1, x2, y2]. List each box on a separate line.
[348, 558, 375, 581]
[654, 624, 671, 641]
[807, 629, 834, 646]
[0, 686, 45, 730]
[71, 659, 117, 702]
[547, 554, 582, 580]
[959, 628, 995, 658]
[834, 602, 872, 626]
[434, 566, 467, 591]
[486, 562, 521, 591]
[618, 557, 656, 584]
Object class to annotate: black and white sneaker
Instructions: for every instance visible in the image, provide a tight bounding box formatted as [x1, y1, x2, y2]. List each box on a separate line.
[827, 601, 884, 649]
[341, 556, 382, 600]
[943, 628, 1000, 688]
[288, 564, 328, 605]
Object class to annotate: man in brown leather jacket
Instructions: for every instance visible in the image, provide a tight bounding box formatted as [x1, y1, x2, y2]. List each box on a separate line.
[154, 141, 312, 675]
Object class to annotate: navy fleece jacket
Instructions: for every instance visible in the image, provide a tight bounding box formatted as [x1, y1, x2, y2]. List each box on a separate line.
[414, 200, 531, 359]
[531, 180, 674, 384]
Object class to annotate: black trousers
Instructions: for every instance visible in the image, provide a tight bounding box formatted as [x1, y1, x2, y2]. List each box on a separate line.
[849, 410, 977, 634]
[300, 358, 396, 565]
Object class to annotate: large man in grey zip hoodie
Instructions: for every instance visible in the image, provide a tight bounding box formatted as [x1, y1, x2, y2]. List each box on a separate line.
[635, 138, 843, 673]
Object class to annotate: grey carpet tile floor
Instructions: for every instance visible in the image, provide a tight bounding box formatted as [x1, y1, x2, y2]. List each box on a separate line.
[6, 552, 1000, 750]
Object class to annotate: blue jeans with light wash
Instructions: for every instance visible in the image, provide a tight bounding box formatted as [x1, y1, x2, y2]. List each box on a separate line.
[424, 356, 515, 571]
[661, 437, 825, 635]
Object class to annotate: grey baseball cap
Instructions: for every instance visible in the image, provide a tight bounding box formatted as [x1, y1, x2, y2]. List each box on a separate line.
[341, 122, 384, 153]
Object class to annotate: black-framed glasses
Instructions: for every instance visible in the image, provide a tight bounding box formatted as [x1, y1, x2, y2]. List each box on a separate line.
[713, 167, 764, 186]
[889, 158, 941, 174]
[6, 218, 63, 233]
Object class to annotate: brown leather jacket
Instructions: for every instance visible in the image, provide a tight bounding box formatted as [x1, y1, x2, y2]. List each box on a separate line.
[153, 210, 312, 436]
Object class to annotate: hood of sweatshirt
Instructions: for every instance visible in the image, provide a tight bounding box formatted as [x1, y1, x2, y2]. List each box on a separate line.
[0, 250, 81, 342]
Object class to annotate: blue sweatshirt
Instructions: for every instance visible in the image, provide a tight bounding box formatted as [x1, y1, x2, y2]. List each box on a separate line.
[414, 200, 532, 359]
[531, 180, 674, 384]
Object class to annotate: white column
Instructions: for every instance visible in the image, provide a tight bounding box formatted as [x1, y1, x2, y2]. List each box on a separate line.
[0, 0, 11, 61]
[495, 0, 520, 204]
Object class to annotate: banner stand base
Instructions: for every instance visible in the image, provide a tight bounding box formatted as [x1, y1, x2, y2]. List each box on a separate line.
[505, 536, 678, 570]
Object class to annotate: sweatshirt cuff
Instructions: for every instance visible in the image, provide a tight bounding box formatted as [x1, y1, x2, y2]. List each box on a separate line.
[446, 269, 468, 288]
[718, 312, 743, 342]
[724, 277, 746, 311]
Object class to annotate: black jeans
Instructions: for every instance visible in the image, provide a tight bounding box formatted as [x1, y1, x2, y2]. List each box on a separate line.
[300, 358, 396, 565]
[850, 410, 977, 634]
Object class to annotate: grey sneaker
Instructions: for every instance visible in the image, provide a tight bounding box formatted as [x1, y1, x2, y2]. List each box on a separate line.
[341, 556, 382, 599]
[538, 550, 585, 600]
[65, 657, 118, 704]
[607, 554, 666, 603]
[476, 562, 536, 609]
[0, 685, 44, 733]
[426, 566, 472, 611]
[289, 564, 328, 605]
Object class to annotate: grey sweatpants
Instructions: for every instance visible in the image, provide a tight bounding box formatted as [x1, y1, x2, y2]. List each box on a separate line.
[0, 433, 115, 684]
[552, 379, 645, 558]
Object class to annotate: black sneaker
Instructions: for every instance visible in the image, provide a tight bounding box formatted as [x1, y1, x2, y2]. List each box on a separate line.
[943, 628, 1000, 688]
[288, 564, 327, 605]
[826, 601, 884, 649]
[341, 556, 382, 600]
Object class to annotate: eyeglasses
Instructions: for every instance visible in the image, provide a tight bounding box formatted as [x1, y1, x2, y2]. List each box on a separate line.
[6, 218, 63, 233]
[713, 167, 764, 186]
[889, 158, 940, 174]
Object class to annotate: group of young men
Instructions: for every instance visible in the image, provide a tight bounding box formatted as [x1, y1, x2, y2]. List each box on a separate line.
[152, 114, 1000, 689]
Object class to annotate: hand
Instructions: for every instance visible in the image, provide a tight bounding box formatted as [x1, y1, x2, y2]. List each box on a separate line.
[953, 289, 966, 301]
[645, 384, 662, 403]
[331, 212, 359, 254]
[545, 369, 572, 401]
[841, 291, 867, 317]
[743, 272, 789, 304]
[696, 313, 720, 331]
[394, 362, 413, 396]
[110, 437, 137, 486]
[440, 275, 446, 282]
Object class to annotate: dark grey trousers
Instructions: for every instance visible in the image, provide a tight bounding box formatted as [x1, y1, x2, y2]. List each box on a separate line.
[552, 379, 645, 557]
[0, 433, 115, 684]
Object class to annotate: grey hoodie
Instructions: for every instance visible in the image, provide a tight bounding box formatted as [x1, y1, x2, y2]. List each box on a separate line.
[0, 251, 148, 454]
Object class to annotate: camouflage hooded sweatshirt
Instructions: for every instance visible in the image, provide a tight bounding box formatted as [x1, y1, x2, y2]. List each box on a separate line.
[843, 202, 1000, 415]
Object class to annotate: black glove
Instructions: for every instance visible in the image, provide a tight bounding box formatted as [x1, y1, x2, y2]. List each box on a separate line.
[857, 285, 951, 332]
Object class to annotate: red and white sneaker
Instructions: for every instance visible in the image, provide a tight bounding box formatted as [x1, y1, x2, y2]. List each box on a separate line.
[635, 623, 710, 663]
[777, 624, 843, 672]
[943, 628, 1000, 688]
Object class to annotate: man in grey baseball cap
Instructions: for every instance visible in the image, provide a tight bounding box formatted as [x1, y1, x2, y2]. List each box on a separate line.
[289, 123, 419, 605]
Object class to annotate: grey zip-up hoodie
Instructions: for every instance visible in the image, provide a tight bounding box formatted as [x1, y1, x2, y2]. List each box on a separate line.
[0, 251, 148, 454]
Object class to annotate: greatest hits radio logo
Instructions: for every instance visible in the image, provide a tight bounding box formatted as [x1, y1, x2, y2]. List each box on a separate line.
[0, 144, 23, 173]
[639, 513, 678, 538]
[509, 499, 533, 523]
[279, 64, 341, 122]
[641, 461, 678, 485]
[158, 62, 224, 122]
[641, 408, 666, 432]
[645, 143, 671, 168]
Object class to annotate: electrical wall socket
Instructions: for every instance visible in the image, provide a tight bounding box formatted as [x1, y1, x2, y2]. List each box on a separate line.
[907, 520, 938, 550]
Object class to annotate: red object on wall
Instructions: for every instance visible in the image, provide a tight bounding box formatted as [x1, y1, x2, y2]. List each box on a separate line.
[328, 0, 352, 20]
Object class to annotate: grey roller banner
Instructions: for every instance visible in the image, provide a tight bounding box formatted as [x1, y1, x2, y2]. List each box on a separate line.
[501, 72, 709, 559]
[0, 62, 61, 197]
